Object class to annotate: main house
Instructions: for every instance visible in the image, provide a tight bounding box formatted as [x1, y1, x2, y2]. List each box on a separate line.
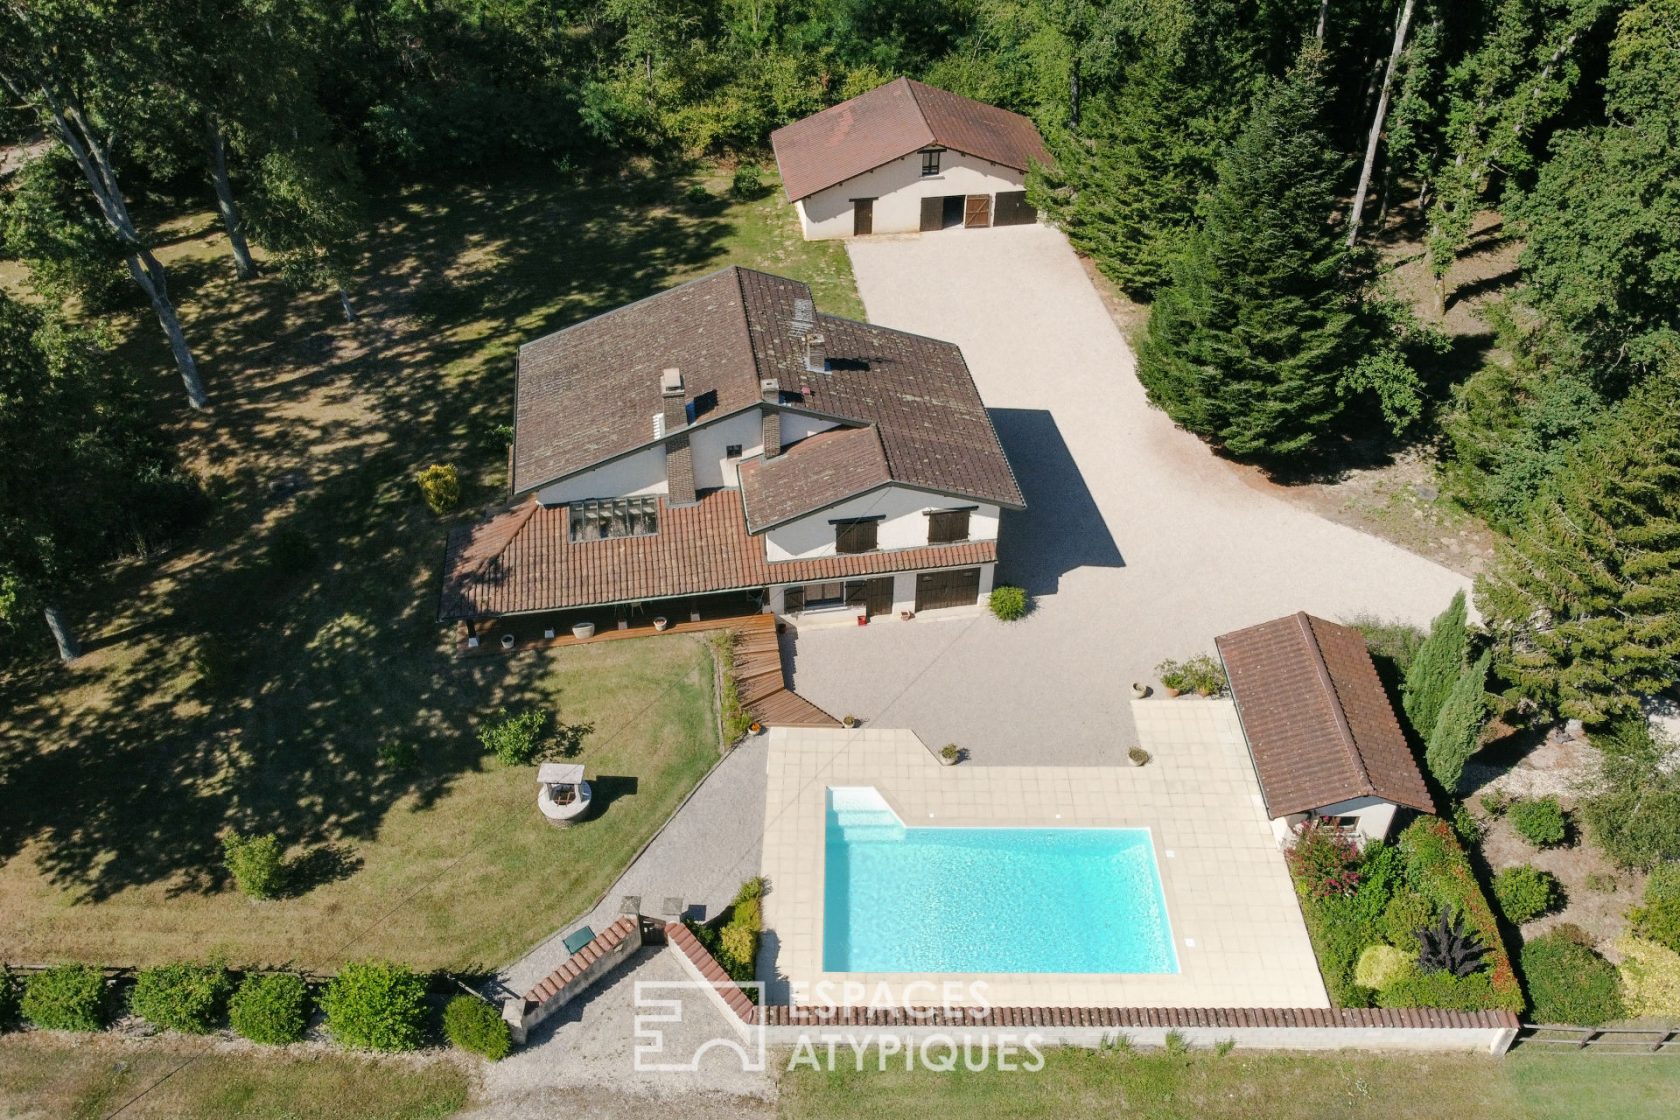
[771, 77, 1050, 239]
[440, 266, 1024, 632]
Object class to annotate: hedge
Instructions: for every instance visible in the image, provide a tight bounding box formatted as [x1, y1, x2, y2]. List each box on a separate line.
[229, 972, 311, 1045]
[1616, 933, 1680, 1019]
[21, 964, 108, 1032]
[443, 994, 511, 1061]
[1395, 818, 1524, 1012]
[319, 961, 430, 1052]
[0, 969, 18, 1030]
[129, 963, 232, 1034]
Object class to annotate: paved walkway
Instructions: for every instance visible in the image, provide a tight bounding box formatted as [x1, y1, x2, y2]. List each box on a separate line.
[499, 738, 769, 997]
[790, 224, 1471, 767]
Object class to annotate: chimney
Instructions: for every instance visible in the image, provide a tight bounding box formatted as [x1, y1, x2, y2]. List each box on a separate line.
[660, 368, 695, 505]
[803, 334, 827, 373]
[760, 379, 782, 459]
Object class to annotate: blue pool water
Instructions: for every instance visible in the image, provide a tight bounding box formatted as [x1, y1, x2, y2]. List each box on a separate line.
[823, 787, 1179, 974]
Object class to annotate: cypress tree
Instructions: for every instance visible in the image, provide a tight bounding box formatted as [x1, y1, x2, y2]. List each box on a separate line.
[1135, 42, 1362, 461]
[1425, 651, 1492, 794]
[1403, 590, 1469, 738]
[1477, 370, 1680, 724]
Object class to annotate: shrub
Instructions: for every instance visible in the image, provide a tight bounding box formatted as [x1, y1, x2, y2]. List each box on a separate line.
[129, 963, 232, 1034]
[21, 964, 107, 1031]
[1376, 968, 1497, 1011]
[1347, 615, 1426, 676]
[1286, 819, 1362, 900]
[1521, 927, 1624, 1025]
[416, 464, 459, 514]
[683, 182, 713, 204]
[719, 924, 756, 973]
[229, 972, 311, 1045]
[478, 708, 550, 766]
[1402, 591, 1468, 737]
[223, 831, 285, 899]
[319, 961, 429, 1052]
[988, 585, 1028, 621]
[443, 995, 511, 1061]
[1581, 721, 1680, 868]
[1354, 944, 1416, 992]
[1616, 934, 1680, 1018]
[1180, 654, 1227, 696]
[1127, 746, 1151, 766]
[1492, 866, 1562, 924]
[1423, 651, 1491, 793]
[1508, 796, 1567, 848]
[1647, 861, 1680, 901]
[729, 164, 765, 200]
[1480, 790, 1511, 816]
[1450, 802, 1484, 844]
[0, 969, 18, 1029]
[1630, 895, 1680, 954]
[1378, 889, 1436, 948]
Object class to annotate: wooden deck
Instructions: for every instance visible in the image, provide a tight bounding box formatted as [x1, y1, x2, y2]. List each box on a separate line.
[458, 610, 838, 729]
[729, 615, 840, 728]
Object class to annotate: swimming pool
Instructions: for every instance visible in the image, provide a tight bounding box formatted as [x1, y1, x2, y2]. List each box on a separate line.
[823, 787, 1180, 974]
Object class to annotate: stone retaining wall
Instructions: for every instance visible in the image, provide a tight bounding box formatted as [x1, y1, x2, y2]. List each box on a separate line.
[502, 915, 644, 1044]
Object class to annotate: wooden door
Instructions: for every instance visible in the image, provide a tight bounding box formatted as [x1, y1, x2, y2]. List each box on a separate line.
[852, 198, 874, 236]
[993, 190, 1037, 226]
[963, 194, 991, 228]
[846, 577, 895, 617]
[915, 568, 981, 612]
[919, 196, 942, 232]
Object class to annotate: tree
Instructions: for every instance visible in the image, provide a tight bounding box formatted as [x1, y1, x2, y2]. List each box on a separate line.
[1346, 0, 1417, 246]
[1516, 0, 1680, 375]
[246, 139, 367, 322]
[0, 2, 209, 409]
[1403, 589, 1469, 737]
[1424, 649, 1491, 792]
[1477, 368, 1680, 723]
[0, 294, 198, 662]
[1135, 43, 1362, 461]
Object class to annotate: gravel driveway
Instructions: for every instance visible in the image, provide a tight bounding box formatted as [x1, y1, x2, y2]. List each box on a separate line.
[790, 224, 1470, 766]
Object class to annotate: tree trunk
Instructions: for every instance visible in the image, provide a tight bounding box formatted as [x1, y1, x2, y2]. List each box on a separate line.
[124, 248, 209, 408]
[1346, 0, 1415, 247]
[1069, 61, 1081, 129]
[338, 286, 357, 323]
[206, 113, 256, 280]
[43, 604, 80, 663]
[1316, 0, 1329, 40]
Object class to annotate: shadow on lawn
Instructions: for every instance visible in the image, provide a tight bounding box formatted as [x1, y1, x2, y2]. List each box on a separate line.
[0, 164, 732, 902]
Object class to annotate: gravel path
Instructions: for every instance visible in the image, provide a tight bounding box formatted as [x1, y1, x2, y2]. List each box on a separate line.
[790, 225, 1471, 766]
[499, 739, 768, 997]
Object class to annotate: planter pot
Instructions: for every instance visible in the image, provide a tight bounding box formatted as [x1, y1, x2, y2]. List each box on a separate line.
[1131, 682, 1151, 699]
[899, 610, 914, 621]
[856, 614, 869, 627]
[749, 722, 764, 736]
[653, 617, 670, 632]
[500, 634, 516, 650]
[571, 622, 595, 640]
[842, 717, 859, 729]
[1163, 686, 1181, 698]
[466, 636, 480, 649]
[543, 628, 556, 640]
[939, 753, 959, 766]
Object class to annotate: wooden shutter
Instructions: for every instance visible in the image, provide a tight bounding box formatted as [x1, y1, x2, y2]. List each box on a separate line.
[927, 509, 971, 544]
[835, 519, 878, 554]
[919, 196, 942, 232]
[783, 586, 804, 613]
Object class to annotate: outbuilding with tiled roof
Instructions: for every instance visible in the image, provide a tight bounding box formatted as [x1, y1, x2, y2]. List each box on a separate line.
[770, 78, 1051, 240]
[1216, 612, 1436, 844]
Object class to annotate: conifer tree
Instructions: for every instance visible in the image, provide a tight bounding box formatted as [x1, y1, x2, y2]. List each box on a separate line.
[1135, 42, 1362, 461]
[1425, 650, 1492, 793]
[1477, 369, 1680, 723]
[1403, 590, 1469, 737]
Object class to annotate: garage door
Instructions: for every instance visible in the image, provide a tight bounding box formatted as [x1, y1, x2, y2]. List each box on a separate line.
[846, 577, 895, 617]
[994, 190, 1038, 226]
[915, 568, 981, 612]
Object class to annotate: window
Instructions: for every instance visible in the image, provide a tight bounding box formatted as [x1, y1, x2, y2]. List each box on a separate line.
[1323, 815, 1361, 834]
[568, 496, 659, 542]
[834, 518, 878, 554]
[926, 508, 972, 544]
[804, 582, 847, 608]
[725, 444, 742, 459]
[921, 149, 942, 176]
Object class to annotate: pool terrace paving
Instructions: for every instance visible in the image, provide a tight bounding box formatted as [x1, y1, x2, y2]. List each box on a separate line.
[758, 705, 1328, 1010]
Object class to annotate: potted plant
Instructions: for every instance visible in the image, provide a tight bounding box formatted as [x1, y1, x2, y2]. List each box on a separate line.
[842, 714, 859, 729]
[1131, 682, 1151, 699]
[1128, 746, 1151, 767]
[1155, 658, 1187, 698]
[653, 616, 670, 632]
[899, 610, 914, 621]
[748, 721, 764, 736]
[572, 621, 595, 640]
[939, 743, 961, 766]
[500, 633, 516, 651]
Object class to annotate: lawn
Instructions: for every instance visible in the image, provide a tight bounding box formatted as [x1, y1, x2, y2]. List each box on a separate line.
[0, 161, 855, 970]
[0, 1032, 470, 1120]
[778, 1046, 1680, 1120]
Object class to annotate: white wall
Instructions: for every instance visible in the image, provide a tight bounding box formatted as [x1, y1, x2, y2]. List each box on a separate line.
[768, 561, 995, 624]
[764, 486, 1000, 561]
[796, 150, 1028, 240]
[535, 444, 667, 504]
[1270, 798, 1400, 847]
[689, 409, 765, 490]
[779, 411, 842, 445]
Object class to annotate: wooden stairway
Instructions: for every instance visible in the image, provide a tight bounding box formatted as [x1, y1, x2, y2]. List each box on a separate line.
[730, 615, 840, 728]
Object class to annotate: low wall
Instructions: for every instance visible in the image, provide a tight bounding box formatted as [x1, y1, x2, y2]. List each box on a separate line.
[665, 926, 1518, 1056]
[502, 915, 644, 1044]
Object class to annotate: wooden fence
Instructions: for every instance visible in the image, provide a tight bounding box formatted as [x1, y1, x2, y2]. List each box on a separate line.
[1512, 1024, 1679, 1053]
